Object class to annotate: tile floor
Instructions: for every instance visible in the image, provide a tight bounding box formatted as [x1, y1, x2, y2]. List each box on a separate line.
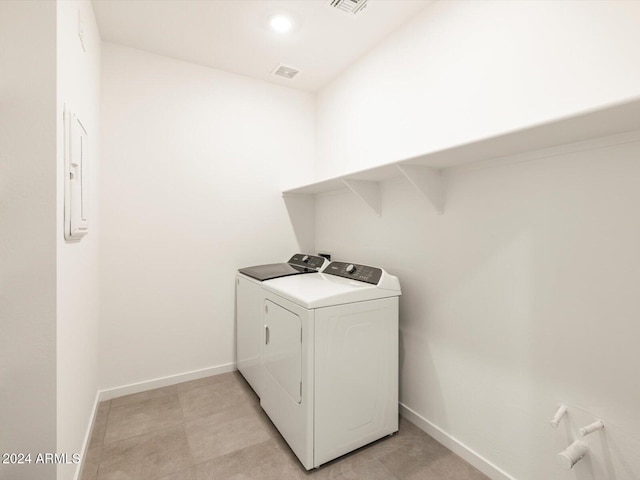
[80, 371, 489, 480]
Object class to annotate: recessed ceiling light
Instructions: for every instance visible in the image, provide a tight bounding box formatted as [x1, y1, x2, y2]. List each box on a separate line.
[269, 14, 293, 34]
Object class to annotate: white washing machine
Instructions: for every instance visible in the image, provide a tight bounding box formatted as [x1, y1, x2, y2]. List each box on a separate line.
[236, 254, 328, 397]
[259, 261, 401, 469]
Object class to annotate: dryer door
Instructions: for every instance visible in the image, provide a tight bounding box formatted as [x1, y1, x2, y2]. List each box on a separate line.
[263, 299, 302, 403]
[260, 294, 314, 470]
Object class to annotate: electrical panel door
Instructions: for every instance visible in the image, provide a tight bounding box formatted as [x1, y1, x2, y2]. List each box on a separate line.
[64, 107, 89, 241]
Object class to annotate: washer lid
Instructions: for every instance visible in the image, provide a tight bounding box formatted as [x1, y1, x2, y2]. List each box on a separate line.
[263, 271, 401, 309]
[238, 253, 328, 281]
[238, 263, 312, 282]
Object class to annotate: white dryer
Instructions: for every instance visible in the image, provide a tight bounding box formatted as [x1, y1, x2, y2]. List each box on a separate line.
[236, 254, 328, 397]
[260, 261, 401, 469]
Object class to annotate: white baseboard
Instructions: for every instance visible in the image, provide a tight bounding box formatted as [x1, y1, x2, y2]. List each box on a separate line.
[74, 390, 101, 480]
[98, 362, 236, 402]
[399, 402, 516, 480]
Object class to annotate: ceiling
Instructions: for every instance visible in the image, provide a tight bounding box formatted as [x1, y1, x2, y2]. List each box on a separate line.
[92, 0, 431, 92]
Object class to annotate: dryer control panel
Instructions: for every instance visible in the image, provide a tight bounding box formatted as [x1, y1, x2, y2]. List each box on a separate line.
[323, 262, 382, 285]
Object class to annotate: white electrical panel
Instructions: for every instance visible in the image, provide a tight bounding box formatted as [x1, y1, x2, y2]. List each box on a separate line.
[64, 107, 89, 241]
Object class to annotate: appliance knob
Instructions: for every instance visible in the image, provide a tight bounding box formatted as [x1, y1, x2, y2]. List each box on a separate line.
[346, 264, 356, 273]
[302, 255, 309, 262]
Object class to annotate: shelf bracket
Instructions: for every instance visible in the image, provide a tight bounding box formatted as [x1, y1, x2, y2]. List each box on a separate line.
[397, 165, 444, 214]
[341, 179, 381, 216]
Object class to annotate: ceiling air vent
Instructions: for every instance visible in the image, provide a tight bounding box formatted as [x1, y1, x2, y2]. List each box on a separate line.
[327, 0, 368, 16]
[272, 64, 301, 80]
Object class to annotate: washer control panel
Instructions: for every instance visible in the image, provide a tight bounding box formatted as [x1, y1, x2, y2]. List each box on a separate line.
[323, 261, 383, 285]
[288, 254, 326, 271]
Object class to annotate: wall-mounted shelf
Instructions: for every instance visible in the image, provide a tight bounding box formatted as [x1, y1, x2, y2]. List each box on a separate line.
[282, 96, 640, 216]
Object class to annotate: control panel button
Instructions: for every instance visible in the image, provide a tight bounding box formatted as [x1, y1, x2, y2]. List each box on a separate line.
[346, 264, 356, 273]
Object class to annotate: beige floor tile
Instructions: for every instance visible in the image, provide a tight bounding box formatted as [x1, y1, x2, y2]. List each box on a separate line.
[156, 467, 197, 480]
[81, 372, 488, 480]
[98, 426, 192, 480]
[332, 458, 399, 480]
[89, 401, 111, 447]
[111, 384, 178, 408]
[378, 432, 483, 480]
[418, 453, 490, 480]
[176, 371, 242, 395]
[185, 403, 273, 463]
[104, 394, 184, 444]
[194, 439, 303, 480]
[178, 377, 255, 422]
[79, 444, 102, 480]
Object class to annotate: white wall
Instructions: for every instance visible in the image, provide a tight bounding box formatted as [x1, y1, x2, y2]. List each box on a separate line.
[315, 139, 640, 480]
[316, 0, 640, 179]
[56, 1, 101, 480]
[99, 44, 315, 390]
[0, 2, 58, 479]
[313, 1, 640, 479]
